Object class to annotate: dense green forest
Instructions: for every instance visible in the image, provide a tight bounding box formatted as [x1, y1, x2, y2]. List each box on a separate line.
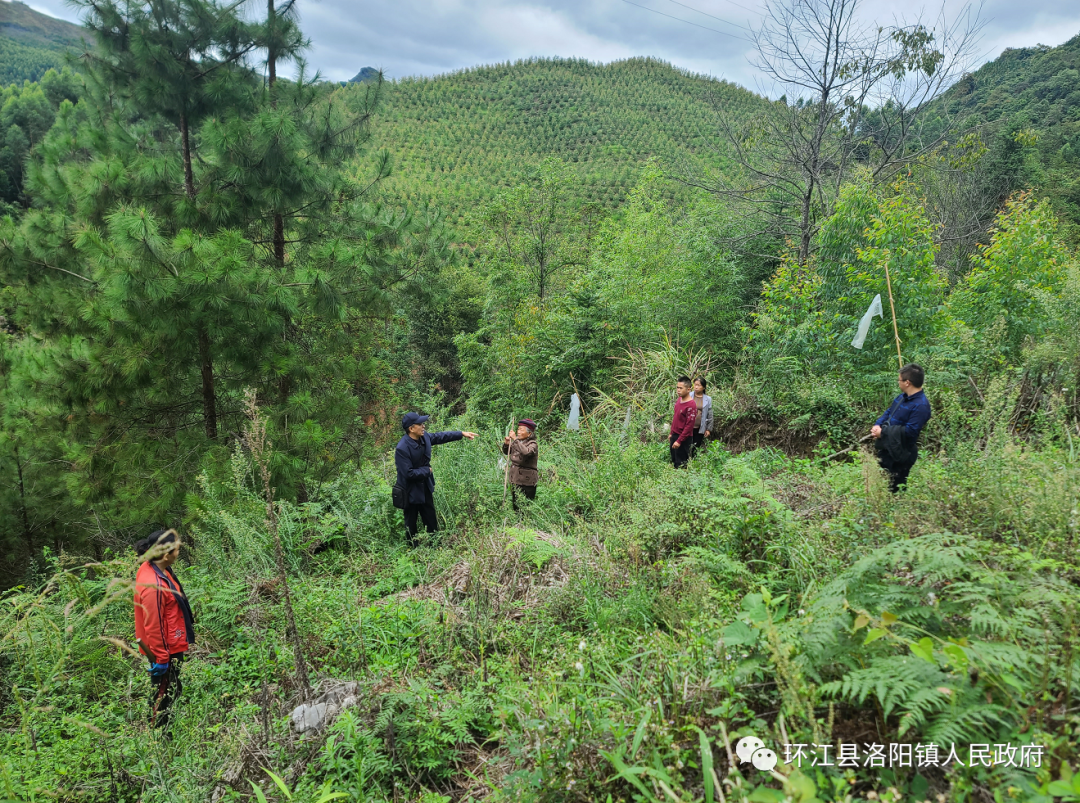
[0, 1, 87, 84]
[1, 0, 1079, 801]
[938, 33, 1080, 238]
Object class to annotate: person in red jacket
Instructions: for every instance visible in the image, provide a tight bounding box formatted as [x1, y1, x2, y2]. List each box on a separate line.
[134, 528, 195, 732]
[670, 376, 696, 468]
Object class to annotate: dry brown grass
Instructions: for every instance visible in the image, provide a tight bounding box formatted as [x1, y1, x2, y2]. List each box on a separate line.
[383, 529, 574, 620]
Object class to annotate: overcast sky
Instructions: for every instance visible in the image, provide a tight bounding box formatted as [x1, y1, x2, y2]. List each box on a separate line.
[19, 0, 1080, 90]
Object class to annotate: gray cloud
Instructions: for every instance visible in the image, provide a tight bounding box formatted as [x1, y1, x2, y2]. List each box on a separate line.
[22, 0, 1080, 90]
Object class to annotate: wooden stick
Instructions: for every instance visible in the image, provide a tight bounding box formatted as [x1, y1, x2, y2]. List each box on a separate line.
[821, 434, 873, 461]
[883, 261, 903, 370]
[503, 414, 514, 503]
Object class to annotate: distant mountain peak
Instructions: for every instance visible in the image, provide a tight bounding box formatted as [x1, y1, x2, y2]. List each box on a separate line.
[348, 67, 379, 84]
[0, 0, 85, 44]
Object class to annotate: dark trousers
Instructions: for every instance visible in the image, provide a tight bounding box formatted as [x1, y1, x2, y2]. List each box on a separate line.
[670, 433, 690, 468]
[149, 653, 184, 731]
[511, 484, 536, 511]
[690, 431, 707, 458]
[884, 460, 915, 493]
[404, 497, 438, 541]
[878, 443, 917, 493]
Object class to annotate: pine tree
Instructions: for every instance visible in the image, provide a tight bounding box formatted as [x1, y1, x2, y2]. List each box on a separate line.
[0, 0, 447, 539]
[75, 0, 275, 439]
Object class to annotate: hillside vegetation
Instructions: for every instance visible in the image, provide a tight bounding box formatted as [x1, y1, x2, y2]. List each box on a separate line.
[1, 3, 1080, 803]
[0, 0, 86, 84]
[939, 32, 1080, 237]
[373, 58, 762, 230]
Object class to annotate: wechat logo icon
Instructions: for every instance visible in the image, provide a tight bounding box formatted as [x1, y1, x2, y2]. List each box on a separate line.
[736, 734, 778, 772]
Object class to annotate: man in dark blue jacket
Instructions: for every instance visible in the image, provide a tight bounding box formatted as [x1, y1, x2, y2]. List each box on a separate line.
[871, 363, 932, 492]
[395, 412, 477, 542]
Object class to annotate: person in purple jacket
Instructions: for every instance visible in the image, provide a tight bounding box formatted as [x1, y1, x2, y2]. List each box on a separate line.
[871, 364, 932, 492]
[669, 376, 696, 468]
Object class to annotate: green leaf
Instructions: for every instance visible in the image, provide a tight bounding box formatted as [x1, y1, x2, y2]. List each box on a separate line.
[602, 750, 650, 798]
[248, 782, 269, 803]
[1047, 781, 1076, 798]
[748, 788, 786, 803]
[943, 643, 968, 670]
[742, 593, 769, 623]
[910, 637, 934, 663]
[784, 770, 818, 801]
[911, 774, 929, 798]
[693, 726, 714, 803]
[863, 628, 886, 644]
[631, 709, 651, 758]
[724, 620, 758, 647]
[264, 769, 292, 800]
[881, 611, 898, 625]
[853, 614, 870, 630]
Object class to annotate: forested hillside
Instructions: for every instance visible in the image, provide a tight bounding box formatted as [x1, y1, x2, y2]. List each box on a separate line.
[939, 33, 1080, 237]
[0, 0, 86, 84]
[373, 58, 762, 230]
[1, 2, 1080, 803]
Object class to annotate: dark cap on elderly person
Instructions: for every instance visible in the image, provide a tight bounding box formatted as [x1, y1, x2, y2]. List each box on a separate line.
[401, 412, 431, 431]
[518, 419, 537, 432]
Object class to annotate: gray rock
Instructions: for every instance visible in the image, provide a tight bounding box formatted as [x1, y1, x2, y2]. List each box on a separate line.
[290, 702, 330, 733]
[289, 681, 360, 733]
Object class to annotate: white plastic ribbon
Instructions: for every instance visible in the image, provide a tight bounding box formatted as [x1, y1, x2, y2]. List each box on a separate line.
[852, 294, 883, 350]
[567, 393, 581, 430]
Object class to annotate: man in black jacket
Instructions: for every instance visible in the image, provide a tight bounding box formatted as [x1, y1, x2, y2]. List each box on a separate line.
[395, 412, 477, 542]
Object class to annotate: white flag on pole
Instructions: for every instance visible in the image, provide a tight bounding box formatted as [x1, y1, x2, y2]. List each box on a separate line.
[851, 294, 883, 350]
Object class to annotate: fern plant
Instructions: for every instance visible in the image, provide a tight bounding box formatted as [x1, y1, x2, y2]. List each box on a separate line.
[790, 532, 1080, 747]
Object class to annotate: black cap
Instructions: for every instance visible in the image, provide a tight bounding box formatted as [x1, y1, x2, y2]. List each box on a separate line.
[401, 412, 430, 431]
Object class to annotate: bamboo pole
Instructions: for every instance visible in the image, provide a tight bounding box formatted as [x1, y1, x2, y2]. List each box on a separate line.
[883, 261, 903, 370]
[503, 413, 514, 503]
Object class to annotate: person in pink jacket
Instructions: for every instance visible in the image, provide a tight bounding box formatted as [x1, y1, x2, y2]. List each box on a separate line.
[134, 528, 195, 731]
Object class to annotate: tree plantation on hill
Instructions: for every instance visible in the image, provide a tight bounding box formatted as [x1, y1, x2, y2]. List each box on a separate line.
[370, 57, 764, 230]
[0, 0, 87, 84]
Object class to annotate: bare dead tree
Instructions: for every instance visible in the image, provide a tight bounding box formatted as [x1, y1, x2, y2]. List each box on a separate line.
[242, 388, 312, 699]
[694, 0, 984, 265]
[910, 136, 1001, 282]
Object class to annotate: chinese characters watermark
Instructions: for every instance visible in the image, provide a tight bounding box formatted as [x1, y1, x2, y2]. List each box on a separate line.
[735, 731, 1044, 774]
[781, 742, 1043, 769]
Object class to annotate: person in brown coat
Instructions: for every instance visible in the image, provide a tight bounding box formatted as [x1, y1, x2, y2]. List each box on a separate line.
[502, 419, 539, 510]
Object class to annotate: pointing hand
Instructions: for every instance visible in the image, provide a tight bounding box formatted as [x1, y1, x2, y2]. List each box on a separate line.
[462, 431, 478, 440]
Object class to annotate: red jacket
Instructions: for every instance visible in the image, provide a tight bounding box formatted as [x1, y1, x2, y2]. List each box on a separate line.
[134, 561, 194, 663]
[670, 396, 696, 443]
